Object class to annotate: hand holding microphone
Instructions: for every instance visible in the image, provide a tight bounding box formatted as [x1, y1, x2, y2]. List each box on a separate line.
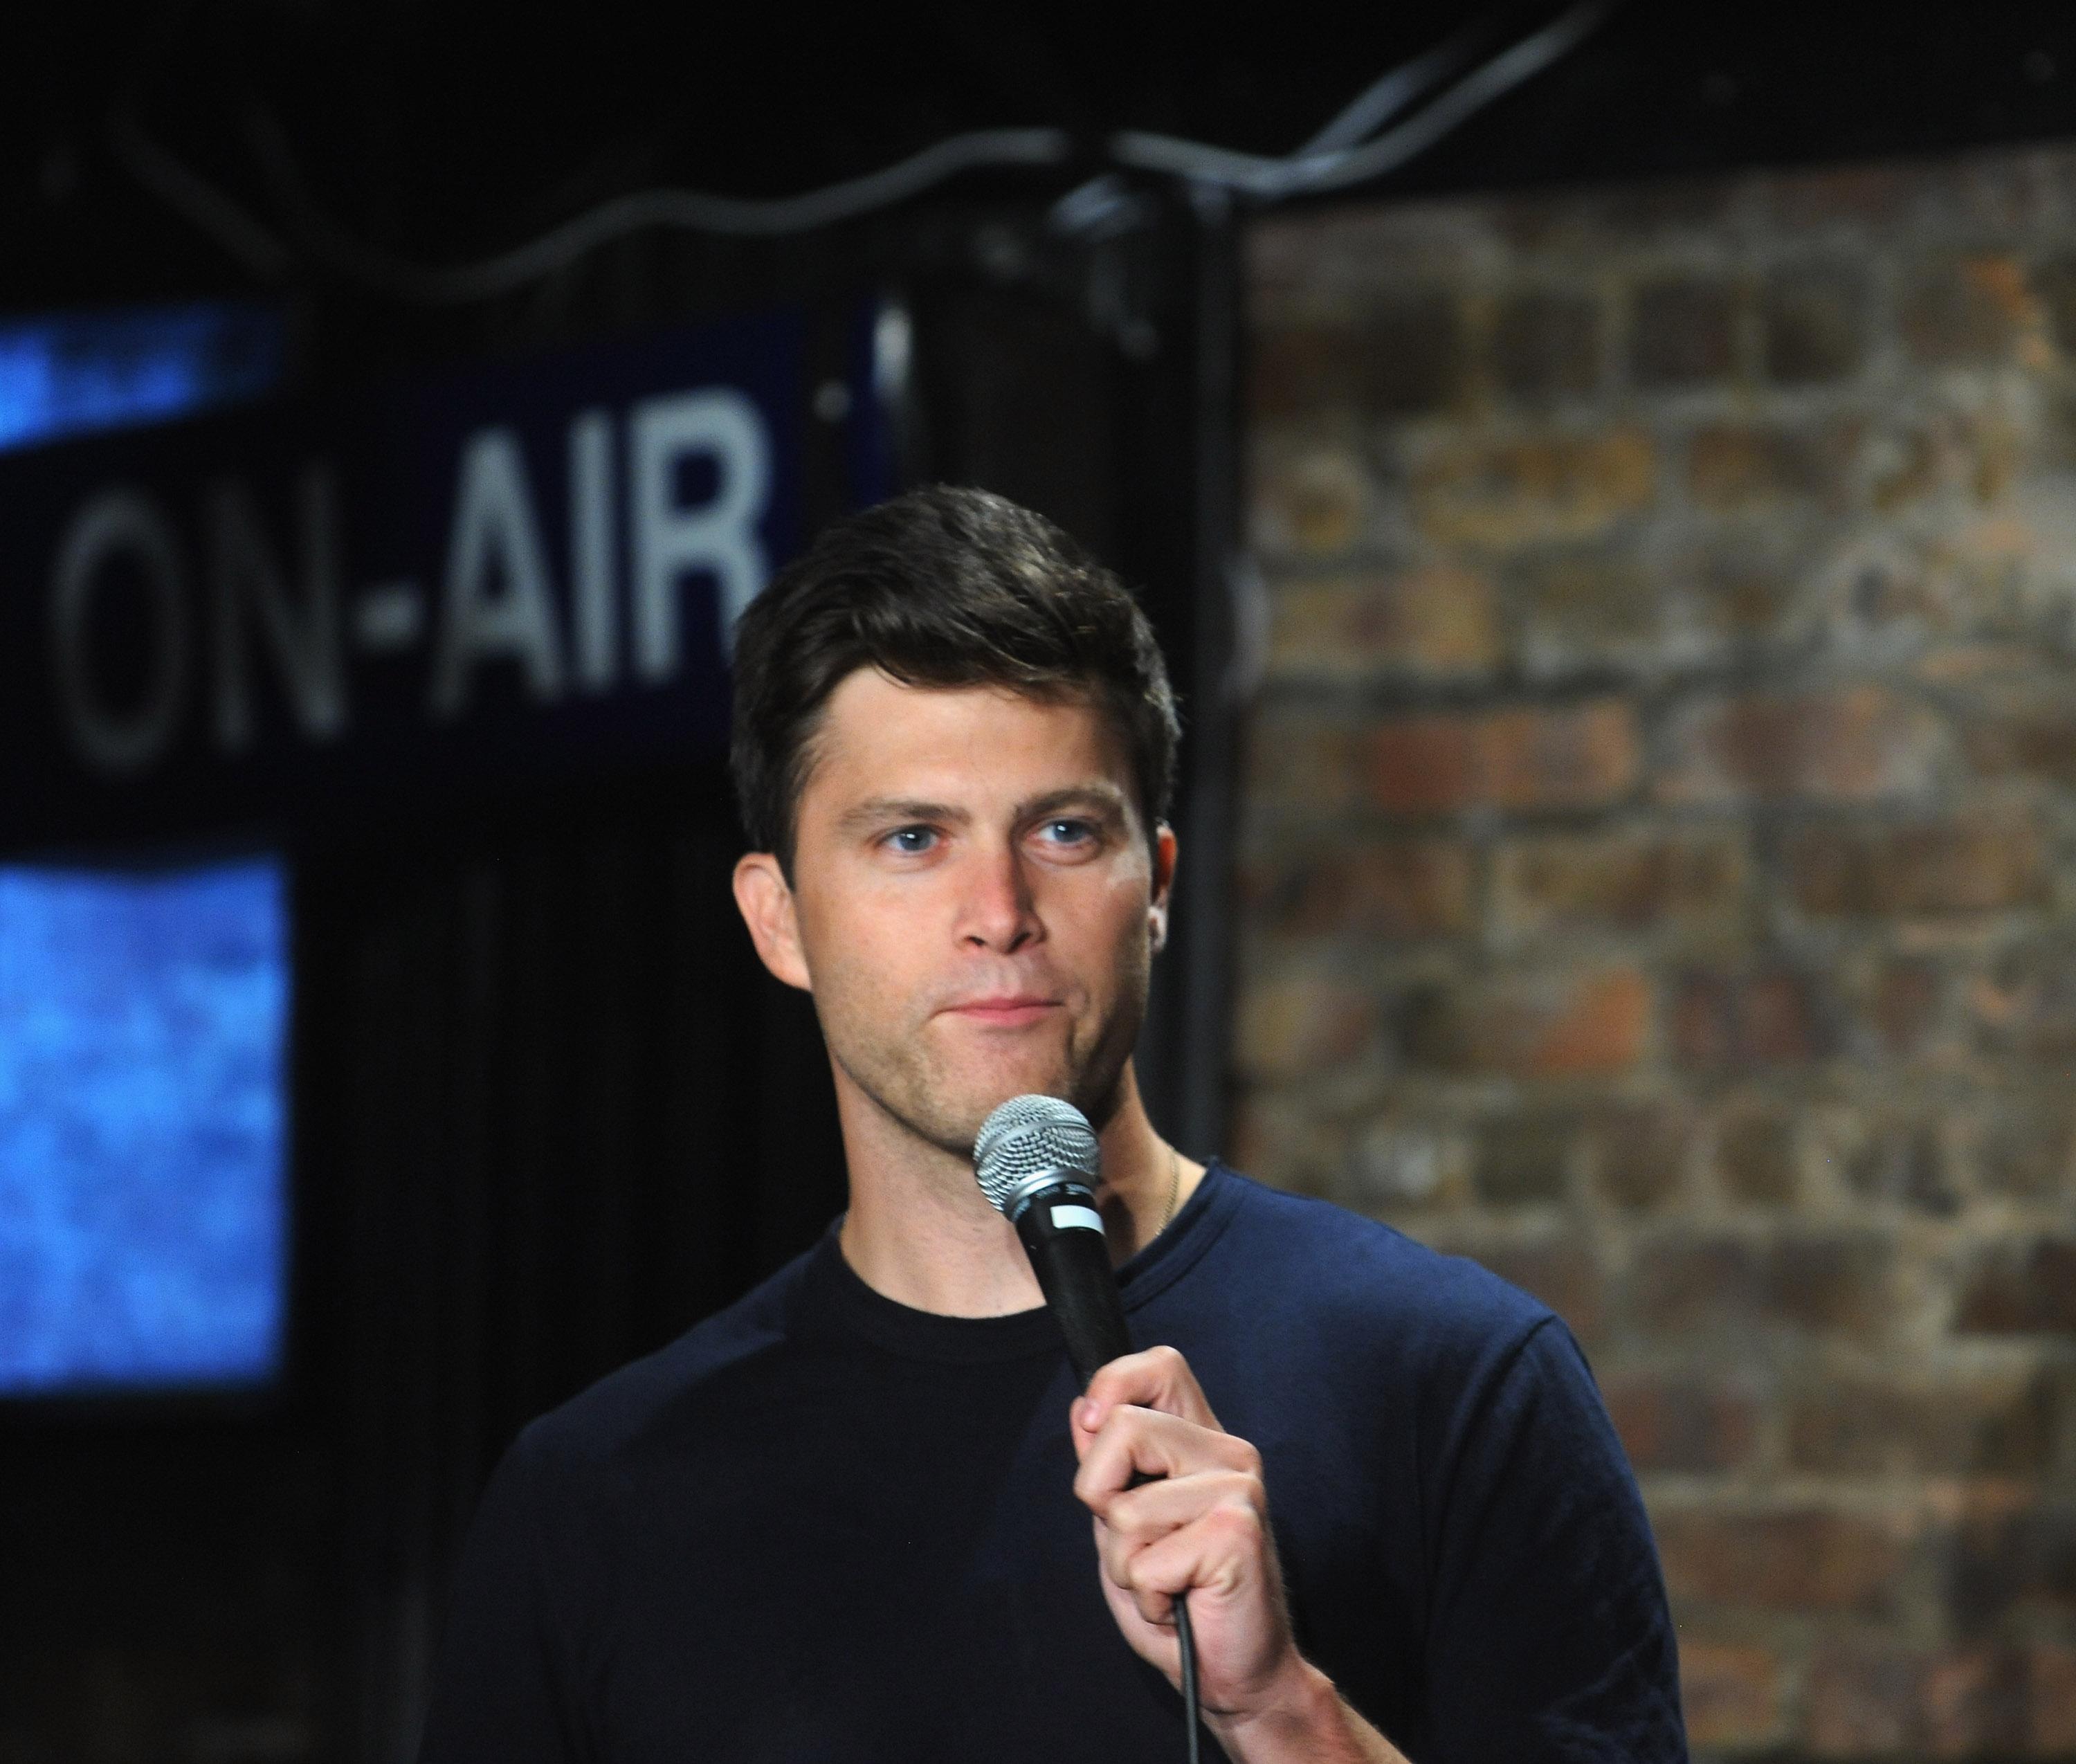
[974, 1097, 1320, 1762]
[1071, 1347, 1307, 1731]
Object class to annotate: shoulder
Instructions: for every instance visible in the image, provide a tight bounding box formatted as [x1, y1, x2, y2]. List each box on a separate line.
[1207, 1170, 1633, 1509]
[1193, 1164, 1596, 1448]
[1209, 1164, 1556, 1363]
[511, 1242, 815, 1486]
[439, 1248, 819, 1646]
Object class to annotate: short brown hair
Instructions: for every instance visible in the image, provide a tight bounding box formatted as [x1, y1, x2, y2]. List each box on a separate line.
[729, 486, 1180, 875]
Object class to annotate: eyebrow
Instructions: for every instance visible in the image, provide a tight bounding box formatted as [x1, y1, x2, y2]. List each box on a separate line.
[835, 797, 968, 838]
[833, 784, 1131, 839]
[1019, 784, 1131, 824]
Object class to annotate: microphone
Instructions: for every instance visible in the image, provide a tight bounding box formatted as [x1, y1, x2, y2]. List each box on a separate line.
[972, 1093, 1130, 1387]
[973, 1095, 1203, 1764]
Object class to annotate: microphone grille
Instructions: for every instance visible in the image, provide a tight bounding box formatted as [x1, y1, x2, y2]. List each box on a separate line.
[972, 1093, 1100, 1214]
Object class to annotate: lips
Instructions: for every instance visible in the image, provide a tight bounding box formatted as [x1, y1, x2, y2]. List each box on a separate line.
[943, 995, 1060, 1026]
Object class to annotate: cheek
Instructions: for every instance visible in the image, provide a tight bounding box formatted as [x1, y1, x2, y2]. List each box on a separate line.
[797, 877, 928, 983]
[1104, 861, 1157, 926]
[1086, 870, 1158, 962]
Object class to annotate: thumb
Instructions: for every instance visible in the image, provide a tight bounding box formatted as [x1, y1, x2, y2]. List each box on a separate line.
[1070, 1394, 1102, 1460]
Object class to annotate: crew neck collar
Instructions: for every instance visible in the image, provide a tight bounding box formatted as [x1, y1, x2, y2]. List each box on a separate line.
[797, 1159, 1243, 1365]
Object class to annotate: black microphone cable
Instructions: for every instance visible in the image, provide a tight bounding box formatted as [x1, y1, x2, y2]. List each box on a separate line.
[1111, 1430, 1203, 1760]
[1176, 1588, 1201, 1764]
[1122, 1458, 1201, 1762]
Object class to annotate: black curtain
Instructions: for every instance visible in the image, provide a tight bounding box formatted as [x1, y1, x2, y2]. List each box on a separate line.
[291, 771, 844, 1757]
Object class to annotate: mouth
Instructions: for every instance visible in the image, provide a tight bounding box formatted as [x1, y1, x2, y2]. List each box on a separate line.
[941, 996, 1062, 1027]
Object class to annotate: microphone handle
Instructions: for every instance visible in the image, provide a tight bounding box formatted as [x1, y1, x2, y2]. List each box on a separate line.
[1011, 1180, 1134, 1388]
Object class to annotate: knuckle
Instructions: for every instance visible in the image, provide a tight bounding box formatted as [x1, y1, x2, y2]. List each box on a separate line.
[1114, 1500, 1159, 1546]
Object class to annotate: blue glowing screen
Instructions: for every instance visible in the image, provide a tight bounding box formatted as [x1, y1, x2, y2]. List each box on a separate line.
[0, 301, 285, 455]
[0, 858, 289, 1397]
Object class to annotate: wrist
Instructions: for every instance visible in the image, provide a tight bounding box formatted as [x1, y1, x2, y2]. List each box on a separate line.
[1206, 1655, 1340, 1763]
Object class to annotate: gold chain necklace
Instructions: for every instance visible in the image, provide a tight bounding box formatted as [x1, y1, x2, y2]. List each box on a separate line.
[1160, 1143, 1181, 1233]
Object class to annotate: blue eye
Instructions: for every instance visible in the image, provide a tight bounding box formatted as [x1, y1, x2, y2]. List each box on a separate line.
[886, 826, 937, 853]
[1038, 819, 1095, 846]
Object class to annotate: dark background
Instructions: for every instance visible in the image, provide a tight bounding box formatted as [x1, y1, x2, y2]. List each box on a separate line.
[12, 4, 2076, 325]
[8, 5, 2076, 1758]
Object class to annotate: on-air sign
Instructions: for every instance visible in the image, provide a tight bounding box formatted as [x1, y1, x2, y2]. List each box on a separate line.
[0, 306, 881, 847]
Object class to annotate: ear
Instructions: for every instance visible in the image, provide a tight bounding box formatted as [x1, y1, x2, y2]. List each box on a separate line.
[732, 853, 812, 991]
[1149, 822, 1178, 954]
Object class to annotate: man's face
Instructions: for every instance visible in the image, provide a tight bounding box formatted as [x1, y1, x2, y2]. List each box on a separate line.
[739, 669, 1173, 1161]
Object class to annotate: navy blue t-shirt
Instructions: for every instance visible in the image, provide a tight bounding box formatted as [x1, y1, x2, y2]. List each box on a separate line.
[417, 1162, 1686, 1762]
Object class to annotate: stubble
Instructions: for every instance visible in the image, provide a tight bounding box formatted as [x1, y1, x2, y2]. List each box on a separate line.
[815, 916, 1153, 1163]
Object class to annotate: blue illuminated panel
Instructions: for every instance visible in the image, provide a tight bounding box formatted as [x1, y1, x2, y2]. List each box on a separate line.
[0, 301, 285, 454]
[0, 858, 288, 1397]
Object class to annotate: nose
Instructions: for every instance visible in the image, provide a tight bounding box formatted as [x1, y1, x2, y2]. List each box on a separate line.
[956, 835, 1041, 954]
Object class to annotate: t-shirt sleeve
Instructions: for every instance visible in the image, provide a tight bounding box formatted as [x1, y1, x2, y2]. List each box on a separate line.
[417, 1424, 593, 1764]
[1419, 1316, 1687, 1763]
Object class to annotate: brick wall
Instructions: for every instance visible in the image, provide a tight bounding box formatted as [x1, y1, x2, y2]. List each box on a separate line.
[1237, 148, 2076, 1759]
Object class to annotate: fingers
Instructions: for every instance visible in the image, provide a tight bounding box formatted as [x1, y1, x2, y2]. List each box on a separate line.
[1068, 1344, 1268, 1630]
[1072, 1404, 1262, 1509]
[1075, 1345, 1221, 1443]
[1092, 1490, 1275, 1627]
[1090, 1470, 1264, 1601]
[1096, 1512, 1176, 1627]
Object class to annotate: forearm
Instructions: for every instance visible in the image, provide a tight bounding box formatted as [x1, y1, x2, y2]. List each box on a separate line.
[1210, 1657, 1410, 1764]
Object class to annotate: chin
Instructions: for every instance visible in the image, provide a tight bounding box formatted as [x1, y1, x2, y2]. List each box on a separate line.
[850, 1023, 1125, 1154]
[992, 1061, 1124, 1128]
[958, 1071, 1071, 1125]
[938, 1068, 1074, 1142]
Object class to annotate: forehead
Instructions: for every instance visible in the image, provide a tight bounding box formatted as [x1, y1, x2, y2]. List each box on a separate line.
[799, 669, 1131, 810]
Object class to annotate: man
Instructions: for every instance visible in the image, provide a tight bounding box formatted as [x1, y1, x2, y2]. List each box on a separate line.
[418, 486, 1687, 1762]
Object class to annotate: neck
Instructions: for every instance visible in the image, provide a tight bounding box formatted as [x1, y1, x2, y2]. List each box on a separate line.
[835, 1062, 1205, 1317]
